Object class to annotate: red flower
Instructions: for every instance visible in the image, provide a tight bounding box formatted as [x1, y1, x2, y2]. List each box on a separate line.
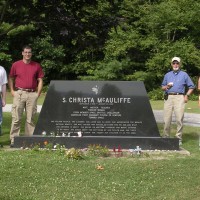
[118, 145, 122, 152]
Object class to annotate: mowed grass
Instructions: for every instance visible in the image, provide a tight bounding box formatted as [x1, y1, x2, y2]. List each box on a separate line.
[0, 149, 200, 200]
[0, 113, 200, 199]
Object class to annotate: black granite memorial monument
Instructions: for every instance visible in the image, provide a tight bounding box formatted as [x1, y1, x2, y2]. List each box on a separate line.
[14, 81, 179, 149]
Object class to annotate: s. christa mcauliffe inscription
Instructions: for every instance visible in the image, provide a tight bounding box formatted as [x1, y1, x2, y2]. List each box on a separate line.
[34, 81, 160, 137]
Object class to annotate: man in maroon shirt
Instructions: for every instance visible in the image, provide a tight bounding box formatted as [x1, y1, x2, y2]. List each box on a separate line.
[9, 45, 44, 147]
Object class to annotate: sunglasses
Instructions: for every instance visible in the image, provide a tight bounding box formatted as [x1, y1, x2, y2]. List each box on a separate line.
[172, 62, 179, 65]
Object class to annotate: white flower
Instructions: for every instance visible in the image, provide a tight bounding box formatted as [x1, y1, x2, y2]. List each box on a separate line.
[77, 131, 82, 137]
[42, 131, 46, 136]
[129, 149, 134, 153]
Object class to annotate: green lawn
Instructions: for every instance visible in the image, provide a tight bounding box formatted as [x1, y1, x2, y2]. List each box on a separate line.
[0, 123, 200, 200]
[0, 149, 200, 200]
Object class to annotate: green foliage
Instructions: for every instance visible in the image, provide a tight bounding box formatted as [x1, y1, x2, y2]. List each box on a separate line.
[65, 148, 84, 160]
[32, 144, 40, 151]
[148, 88, 164, 100]
[93, 0, 200, 86]
[0, 22, 13, 34]
[54, 144, 66, 155]
[7, 24, 35, 36]
[187, 94, 198, 101]
[33, 34, 66, 84]
[87, 144, 110, 157]
[0, 41, 12, 70]
[146, 40, 200, 77]
[0, 0, 200, 87]
[105, 26, 140, 59]
[87, 60, 124, 80]
[0, 52, 12, 63]
[44, 142, 53, 150]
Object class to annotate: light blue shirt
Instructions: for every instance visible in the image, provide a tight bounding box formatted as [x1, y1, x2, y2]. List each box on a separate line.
[161, 70, 195, 94]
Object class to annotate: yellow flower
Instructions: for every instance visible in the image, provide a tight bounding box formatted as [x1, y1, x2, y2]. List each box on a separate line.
[96, 165, 104, 170]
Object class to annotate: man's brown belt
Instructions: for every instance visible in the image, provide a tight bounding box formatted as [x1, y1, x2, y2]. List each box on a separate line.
[16, 87, 36, 92]
[168, 93, 184, 95]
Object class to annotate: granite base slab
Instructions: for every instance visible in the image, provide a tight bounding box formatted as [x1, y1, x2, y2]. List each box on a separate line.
[13, 136, 179, 150]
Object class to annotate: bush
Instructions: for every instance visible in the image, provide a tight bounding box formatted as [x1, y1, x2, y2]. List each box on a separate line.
[188, 93, 199, 101]
[148, 88, 164, 100]
[65, 148, 84, 160]
[87, 144, 110, 157]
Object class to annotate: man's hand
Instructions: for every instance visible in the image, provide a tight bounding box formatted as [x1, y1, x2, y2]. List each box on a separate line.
[11, 90, 15, 97]
[1, 99, 6, 107]
[184, 95, 189, 103]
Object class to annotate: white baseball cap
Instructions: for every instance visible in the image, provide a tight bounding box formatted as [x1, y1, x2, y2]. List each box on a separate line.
[171, 57, 181, 63]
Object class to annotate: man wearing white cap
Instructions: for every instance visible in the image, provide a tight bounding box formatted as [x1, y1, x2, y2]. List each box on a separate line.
[161, 57, 195, 145]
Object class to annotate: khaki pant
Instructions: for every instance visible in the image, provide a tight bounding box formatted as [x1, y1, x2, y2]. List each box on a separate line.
[163, 95, 185, 140]
[10, 90, 38, 144]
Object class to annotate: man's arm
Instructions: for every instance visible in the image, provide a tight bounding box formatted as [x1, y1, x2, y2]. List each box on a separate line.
[184, 88, 194, 103]
[1, 84, 6, 107]
[37, 78, 43, 96]
[8, 76, 15, 97]
[185, 88, 194, 96]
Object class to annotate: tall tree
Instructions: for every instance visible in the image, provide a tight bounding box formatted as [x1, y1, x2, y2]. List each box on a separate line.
[0, 0, 118, 83]
[87, 0, 200, 90]
[0, 0, 200, 90]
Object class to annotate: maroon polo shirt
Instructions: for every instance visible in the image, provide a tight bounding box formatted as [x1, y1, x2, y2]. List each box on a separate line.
[9, 60, 44, 89]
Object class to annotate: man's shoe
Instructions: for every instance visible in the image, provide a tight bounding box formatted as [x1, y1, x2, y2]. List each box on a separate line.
[10, 144, 14, 148]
